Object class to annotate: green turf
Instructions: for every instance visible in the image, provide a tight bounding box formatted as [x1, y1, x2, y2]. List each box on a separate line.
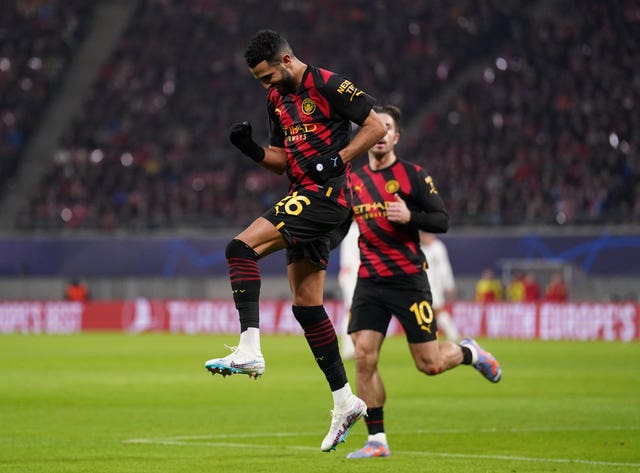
[1, 334, 638, 472]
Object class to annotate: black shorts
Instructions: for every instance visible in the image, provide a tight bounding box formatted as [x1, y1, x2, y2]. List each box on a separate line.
[348, 273, 438, 343]
[263, 188, 350, 269]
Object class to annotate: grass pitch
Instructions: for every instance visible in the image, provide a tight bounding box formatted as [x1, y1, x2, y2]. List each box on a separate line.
[1, 333, 639, 472]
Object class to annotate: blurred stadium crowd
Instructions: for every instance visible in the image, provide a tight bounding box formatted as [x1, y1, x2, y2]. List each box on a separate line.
[1, 0, 638, 230]
[0, 0, 93, 205]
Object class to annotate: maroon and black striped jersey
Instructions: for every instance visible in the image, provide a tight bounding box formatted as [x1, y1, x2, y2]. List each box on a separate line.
[350, 158, 449, 279]
[267, 66, 374, 207]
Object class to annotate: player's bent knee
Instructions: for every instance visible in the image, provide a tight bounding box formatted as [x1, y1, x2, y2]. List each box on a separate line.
[225, 238, 258, 260]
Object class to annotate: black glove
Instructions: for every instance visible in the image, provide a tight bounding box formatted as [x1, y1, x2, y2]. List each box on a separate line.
[306, 153, 346, 184]
[229, 121, 265, 162]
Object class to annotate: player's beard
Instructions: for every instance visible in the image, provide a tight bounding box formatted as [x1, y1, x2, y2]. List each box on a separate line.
[275, 68, 297, 95]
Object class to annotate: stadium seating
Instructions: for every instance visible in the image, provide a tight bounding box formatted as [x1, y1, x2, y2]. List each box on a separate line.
[12, 0, 639, 229]
[0, 1, 94, 200]
[405, 0, 640, 225]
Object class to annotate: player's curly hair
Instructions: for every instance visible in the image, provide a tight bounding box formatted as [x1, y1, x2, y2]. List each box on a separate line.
[244, 30, 293, 68]
[374, 104, 402, 132]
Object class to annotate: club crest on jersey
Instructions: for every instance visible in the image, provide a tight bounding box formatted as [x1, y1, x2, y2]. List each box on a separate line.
[301, 98, 316, 115]
[385, 180, 400, 194]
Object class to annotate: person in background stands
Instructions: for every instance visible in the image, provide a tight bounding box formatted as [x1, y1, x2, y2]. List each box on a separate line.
[544, 272, 568, 302]
[65, 277, 89, 302]
[475, 268, 503, 302]
[506, 270, 526, 302]
[523, 272, 541, 302]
